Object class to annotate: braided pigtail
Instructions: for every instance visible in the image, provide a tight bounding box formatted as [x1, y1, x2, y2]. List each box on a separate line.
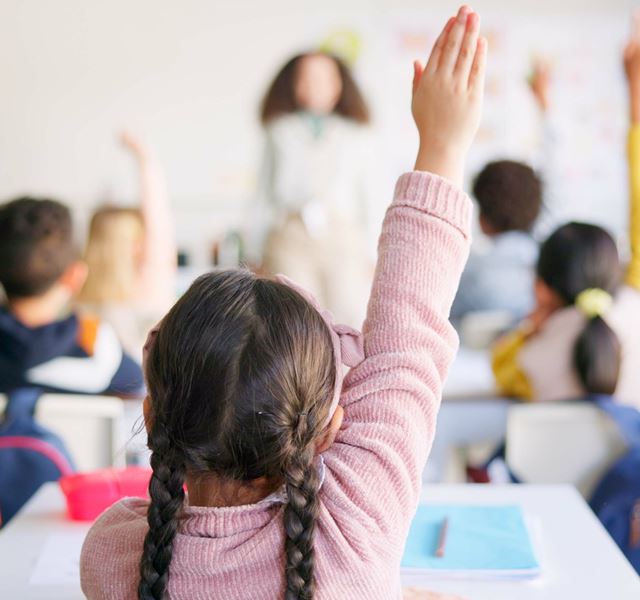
[135, 271, 336, 600]
[282, 416, 321, 600]
[138, 426, 186, 600]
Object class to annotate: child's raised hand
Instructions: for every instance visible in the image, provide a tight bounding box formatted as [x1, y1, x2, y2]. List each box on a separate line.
[528, 59, 551, 113]
[412, 5, 487, 186]
[119, 130, 149, 160]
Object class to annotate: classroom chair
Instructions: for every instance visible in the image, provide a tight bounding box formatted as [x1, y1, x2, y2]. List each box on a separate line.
[458, 309, 515, 350]
[0, 393, 129, 471]
[505, 403, 627, 498]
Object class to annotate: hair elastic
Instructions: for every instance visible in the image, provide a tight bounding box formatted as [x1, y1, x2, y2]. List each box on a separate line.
[575, 288, 613, 319]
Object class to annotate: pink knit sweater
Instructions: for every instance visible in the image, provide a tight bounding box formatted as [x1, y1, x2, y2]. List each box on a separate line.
[80, 171, 472, 600]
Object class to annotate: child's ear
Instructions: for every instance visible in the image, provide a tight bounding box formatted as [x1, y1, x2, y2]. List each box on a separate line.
[59, 260, 88, 295]
[534, 277, 563, 311]
[478, 213, 496, 236]
[315, 405, 344, 455]
[142, 395, 153, 433]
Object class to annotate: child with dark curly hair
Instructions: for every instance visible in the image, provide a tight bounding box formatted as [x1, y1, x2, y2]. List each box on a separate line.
[451, 159, 542, 323]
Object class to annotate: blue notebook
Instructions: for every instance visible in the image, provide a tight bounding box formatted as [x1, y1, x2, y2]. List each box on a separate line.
[401, 504, 540, 580]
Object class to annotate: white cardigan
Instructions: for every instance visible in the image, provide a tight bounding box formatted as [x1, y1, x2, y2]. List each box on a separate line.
[249, 112, 381, 261]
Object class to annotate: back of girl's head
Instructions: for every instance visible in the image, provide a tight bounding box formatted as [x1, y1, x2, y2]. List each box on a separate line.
[537, 222, 621, 396]
[260, 52, 369, 125]
[139, 269, 336, 600]
[79, 206, 144, 304]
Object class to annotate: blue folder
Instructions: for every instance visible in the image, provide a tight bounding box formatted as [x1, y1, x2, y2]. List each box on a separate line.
[401, 504, 540, 578]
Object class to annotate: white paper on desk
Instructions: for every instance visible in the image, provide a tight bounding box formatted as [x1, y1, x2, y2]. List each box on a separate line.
[29, 530, 87, 586]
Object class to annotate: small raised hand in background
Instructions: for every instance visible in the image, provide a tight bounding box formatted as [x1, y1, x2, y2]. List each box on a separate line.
[411, 4, 487, 187]
[624, 11, 640, 124]
[119, 130, 150, 161]
[528, 58, 551, 113]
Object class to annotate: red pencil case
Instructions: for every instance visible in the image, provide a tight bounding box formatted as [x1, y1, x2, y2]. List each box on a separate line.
[59, 467, 152, 521]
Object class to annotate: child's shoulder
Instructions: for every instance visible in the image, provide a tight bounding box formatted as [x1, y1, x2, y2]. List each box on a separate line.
[80, 498, 149, 598]
[83, 497, 149, 551]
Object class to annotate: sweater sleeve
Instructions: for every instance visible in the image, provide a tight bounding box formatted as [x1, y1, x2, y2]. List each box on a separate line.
[321, 172, 471, 550]
[626, 125, 640, 290]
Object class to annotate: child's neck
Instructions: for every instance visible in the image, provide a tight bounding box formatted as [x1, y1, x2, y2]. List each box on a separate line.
[186, 473, 282, 508]
[8, 287, 70, 328]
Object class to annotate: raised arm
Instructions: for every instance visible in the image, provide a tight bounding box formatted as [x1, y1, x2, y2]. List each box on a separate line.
[624, 18, 640, 289]
[528, 59, 564, 238]
[323, 5, 486, 547]
[120, 131, 176, 312]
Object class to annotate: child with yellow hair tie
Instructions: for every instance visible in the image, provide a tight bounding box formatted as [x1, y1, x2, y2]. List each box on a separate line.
[492, 14, 640, 408]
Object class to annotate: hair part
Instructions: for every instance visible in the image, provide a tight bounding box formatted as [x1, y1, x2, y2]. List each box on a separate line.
[0, 197, 75, 298]
[473, 160, 542, 233]
[138, 269, 336, 599]
[260, 52, 370, 125]
[538, 222, 622, 396]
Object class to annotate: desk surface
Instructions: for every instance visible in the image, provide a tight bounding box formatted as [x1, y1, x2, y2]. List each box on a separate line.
[409, 484, 640, 599]
[0, 483, 637, 600]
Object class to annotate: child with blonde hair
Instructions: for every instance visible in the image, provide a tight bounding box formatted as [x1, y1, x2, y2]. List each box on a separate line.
[79, 132, 176, 361]
[80, 6, 486, 599]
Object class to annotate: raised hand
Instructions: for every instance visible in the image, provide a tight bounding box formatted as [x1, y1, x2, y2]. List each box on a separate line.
[119, 130, 150, 161]
[529, 59, 551, 113]
[412, 5, 487, 186]
[624, 11, 640, 123]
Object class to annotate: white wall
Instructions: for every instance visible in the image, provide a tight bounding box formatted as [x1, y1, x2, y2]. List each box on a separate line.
[0, 0, 636, 262]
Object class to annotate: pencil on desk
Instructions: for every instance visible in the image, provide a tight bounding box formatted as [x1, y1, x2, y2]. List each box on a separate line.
[435, 516, 449, 558]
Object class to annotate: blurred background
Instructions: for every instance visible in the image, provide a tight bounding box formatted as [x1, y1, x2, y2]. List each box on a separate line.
[0, 0, 633, 264]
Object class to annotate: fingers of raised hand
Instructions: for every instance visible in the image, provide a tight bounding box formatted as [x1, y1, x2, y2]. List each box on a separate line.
[439, 6, 472, 73]
[425, 16, 456, 75]
[454, 11, 480, 81]
[413, 60, 425, 93]
[468, 36, 488, 93]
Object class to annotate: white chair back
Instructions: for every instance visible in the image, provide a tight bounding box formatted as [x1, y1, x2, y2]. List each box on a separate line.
[1, 393, 128, 471]
[506, 402, 627, 498]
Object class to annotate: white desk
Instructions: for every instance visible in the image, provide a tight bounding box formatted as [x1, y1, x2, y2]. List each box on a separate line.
[0, 484, 90, 599]
[405, 484, 640, 599]
[1, 483, 637, 599]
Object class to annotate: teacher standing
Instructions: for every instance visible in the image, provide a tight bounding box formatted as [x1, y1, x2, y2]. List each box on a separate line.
[254, 51, 378, 327]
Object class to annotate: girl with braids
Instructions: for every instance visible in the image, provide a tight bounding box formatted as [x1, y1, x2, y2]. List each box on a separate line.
[492, 16, 640, 408]
[80, 6, 486, 599]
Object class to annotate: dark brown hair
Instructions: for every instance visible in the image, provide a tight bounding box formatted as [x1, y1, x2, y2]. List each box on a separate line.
[473, 160, 542, 233]
[537, 223, 621, 396]
[0, 197, 75, 298]
[260, 52, 370, 125]
[138, 269, 336, 600]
